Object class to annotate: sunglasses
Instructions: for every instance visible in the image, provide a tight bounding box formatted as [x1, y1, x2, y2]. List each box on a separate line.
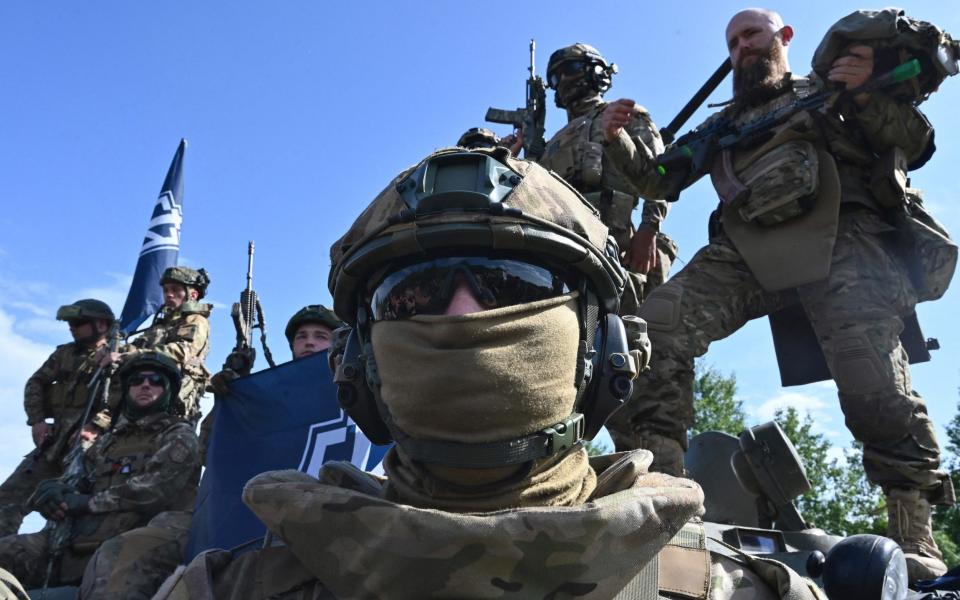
[128, 373, 167, 387]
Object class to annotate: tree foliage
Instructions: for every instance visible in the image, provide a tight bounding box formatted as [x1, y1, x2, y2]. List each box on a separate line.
[932, 396, 960, 567]
[773, 407, 885, 536]
[689, 361, 747, 437]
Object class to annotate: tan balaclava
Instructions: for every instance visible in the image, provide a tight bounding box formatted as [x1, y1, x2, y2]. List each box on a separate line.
[370, 293, 597, 512]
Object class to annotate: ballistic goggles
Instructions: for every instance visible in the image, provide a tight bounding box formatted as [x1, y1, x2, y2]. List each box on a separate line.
[369, 257, 573, 321]
[547, 60, 587, 88]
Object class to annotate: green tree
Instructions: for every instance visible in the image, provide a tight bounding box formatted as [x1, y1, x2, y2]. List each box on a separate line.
[774, 407, 885, 536]
[689, 362, 747, 437]
[932, 396, 960, 567]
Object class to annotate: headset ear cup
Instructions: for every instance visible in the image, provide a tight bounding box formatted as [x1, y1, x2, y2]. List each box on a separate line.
[580, 313, 636, 440]
[333, 328, 393, 444]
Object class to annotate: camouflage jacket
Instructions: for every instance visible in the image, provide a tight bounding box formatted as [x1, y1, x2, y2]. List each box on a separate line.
[23, 342, 117, 458]
[605, 73, 933, 207]
[67, 412, 200, 551]
[539, 100, 670, 230]
[124, 301, 213, 381]
[157, 450, 705, 599]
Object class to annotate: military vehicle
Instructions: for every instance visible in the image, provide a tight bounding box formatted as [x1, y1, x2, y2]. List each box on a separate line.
[686, 420, 921, 599]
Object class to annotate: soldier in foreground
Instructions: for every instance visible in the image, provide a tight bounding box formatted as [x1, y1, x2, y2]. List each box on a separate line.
[156, 148, 821, 599]
[0, 299, 117, 538]
[601, 8, 955, 580]
[0, 352, 200, 591]
[101, 267, 213, 424]
[538, 43, 679, 314]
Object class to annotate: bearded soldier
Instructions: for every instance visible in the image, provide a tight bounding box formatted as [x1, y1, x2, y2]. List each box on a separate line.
[102, 267, 213, 424]
[156, 147, 823, 599]
[0, 352, 200, 592]
[601, 8, 956, 581]
[537, 43, 679, 313]
[0, 299, 117, 537]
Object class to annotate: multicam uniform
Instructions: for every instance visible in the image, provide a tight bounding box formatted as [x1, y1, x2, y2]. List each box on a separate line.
[124, 302, 212, 423]
[604, 72, 954, 517]
[0, 412, 199, 589]
[0, 343, 116, 537]
[539, 101, 677, 313]
[157, 453, 820, 600]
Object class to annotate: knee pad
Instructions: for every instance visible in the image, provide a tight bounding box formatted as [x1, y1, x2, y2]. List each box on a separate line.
[831, 333, 892, 395]
[639, 284, 683, 333]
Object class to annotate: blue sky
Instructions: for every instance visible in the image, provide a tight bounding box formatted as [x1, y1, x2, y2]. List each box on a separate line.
[1, 2, 958, 533]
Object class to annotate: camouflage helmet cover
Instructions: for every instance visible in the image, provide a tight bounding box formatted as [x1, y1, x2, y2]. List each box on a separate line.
[55, 298, 116, 323]
[160, 266, 211, 298]
[285, 304, 344, 344]
[118, 351, 183, 400]
[328, 147, 624, 324]
[546, 43, 616, 106]
[457, 127, 501, 149]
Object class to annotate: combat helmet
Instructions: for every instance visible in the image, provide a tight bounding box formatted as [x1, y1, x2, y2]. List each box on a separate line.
[118, 351, 183, 402]
[546, 43, 618, 108]
[457, 127, 501, 150]
[55, 299, 116, 323]
[329, 147, 644, 468]
[160, 266, 211, 299]
[284, 304, 344, 346]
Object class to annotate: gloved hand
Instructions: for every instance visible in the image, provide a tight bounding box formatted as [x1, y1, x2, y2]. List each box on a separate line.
[29, 480, 75, 521]
[208, 369, 240, 396]
[62, 493, 92, 516]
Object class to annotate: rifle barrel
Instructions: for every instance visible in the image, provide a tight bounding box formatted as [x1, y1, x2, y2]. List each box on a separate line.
[661, 58, 732, 145]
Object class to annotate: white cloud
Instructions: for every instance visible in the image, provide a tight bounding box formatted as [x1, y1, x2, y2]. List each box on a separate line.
[748, 389, 843, 439]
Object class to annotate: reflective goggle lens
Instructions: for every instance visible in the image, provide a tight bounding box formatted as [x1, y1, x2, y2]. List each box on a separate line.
[129, 373, 166, 387]
[547, 60, 586, 87]
[370, 257, 571, 321]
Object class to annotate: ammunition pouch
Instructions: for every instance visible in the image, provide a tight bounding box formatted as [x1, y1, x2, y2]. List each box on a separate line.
[896, 190, 957, 302]
[869, 147, 909, 209]
[712, 141, 820, 227]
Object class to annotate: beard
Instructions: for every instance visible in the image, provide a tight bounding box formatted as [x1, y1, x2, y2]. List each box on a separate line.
[733, 39, 789, 108]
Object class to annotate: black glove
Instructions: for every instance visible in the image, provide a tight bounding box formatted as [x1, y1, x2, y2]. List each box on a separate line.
[30, 480, 75, 520]
[63, 493, 91, 515]
[224, 348, 255, 376]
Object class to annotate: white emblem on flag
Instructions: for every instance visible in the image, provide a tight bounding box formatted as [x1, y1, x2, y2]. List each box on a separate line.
[298, 411, 382, 476]
[139, 190, 183, 256]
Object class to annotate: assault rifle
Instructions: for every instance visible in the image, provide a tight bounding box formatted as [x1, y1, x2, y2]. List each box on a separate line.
[228, 241, 276, 373]
[41, 322, 121, 592]
[486, 39, 548, 160]
[656, 59, 923, 200]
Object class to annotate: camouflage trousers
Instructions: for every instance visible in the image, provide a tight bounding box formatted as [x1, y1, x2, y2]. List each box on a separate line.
[79, 510, 192, 600]
[0, 450, 62, 538]
[608, 211, 949, 498]
[0, 529, 92, 588]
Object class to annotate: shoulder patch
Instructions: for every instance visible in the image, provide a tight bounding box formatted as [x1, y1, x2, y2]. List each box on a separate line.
[169, 440, 192, 464]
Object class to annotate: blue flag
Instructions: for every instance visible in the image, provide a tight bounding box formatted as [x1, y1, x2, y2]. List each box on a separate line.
[186, 351, 390, 559]
[118, 139, 186, 333]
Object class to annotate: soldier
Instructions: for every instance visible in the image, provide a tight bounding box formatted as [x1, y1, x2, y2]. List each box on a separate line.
[0, 352, 200, 592]
[456, 126, 501, 150]
[102, 266, 213, 424]
[156, 148, 822, 599]
[202, 304, 344, 460]
[538, 43, 679, 313]
[0, 299, 117, 538]
[601, 8, 954, 580]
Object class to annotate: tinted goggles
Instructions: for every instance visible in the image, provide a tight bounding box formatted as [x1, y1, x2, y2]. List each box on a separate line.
[128, 373, 167, 387]
[369, 257, 573, 321]
[547, 60, 586, 88]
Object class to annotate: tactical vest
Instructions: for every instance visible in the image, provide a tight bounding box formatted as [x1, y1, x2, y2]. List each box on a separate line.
[40, 344, 105, 460]
[70, 416, 195, 552]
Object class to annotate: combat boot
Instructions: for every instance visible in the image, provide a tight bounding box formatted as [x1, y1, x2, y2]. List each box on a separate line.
[886, 488, 948, 583]
[609, 429, 686, 476]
